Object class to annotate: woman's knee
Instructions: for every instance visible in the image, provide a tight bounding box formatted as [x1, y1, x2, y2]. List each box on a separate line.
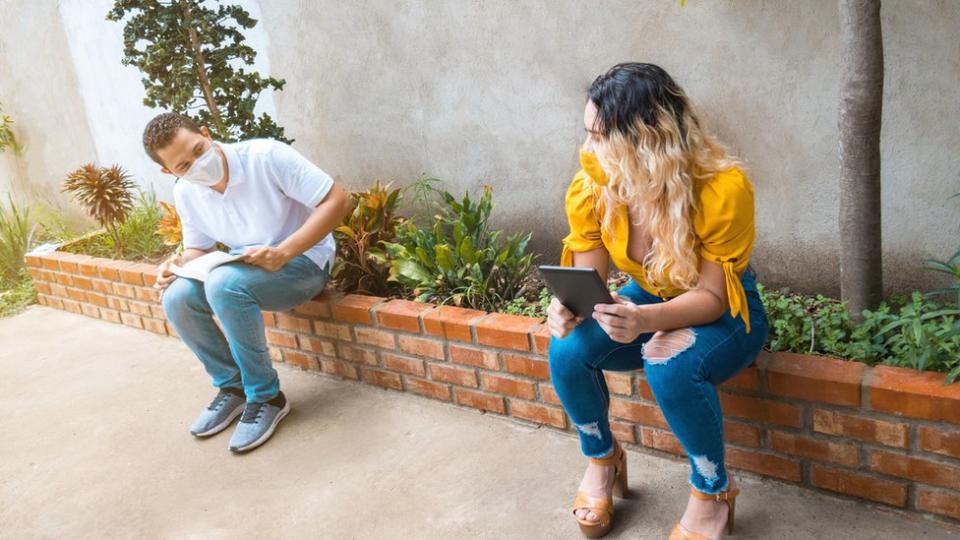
[548, 333, 595, 381]
[643, 328, 699, 407]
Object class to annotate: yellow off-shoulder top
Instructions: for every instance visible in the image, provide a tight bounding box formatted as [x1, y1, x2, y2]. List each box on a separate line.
[559, 167, 757, 332]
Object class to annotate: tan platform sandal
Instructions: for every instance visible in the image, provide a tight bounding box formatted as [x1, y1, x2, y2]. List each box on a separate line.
[668, 485, 740, 540]
[572, 440, 628, 538]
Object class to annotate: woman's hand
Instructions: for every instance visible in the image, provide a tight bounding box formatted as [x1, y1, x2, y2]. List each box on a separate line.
[547, 297, 582, 339]
[592, 291, 652, 343]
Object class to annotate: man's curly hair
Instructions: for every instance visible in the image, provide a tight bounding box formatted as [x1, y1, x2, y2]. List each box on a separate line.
[142, 113, 202, 165]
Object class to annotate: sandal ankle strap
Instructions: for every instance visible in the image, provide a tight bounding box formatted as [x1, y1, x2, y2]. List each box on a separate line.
[689, 486, 740, 502]
[588, 441, 623, 467]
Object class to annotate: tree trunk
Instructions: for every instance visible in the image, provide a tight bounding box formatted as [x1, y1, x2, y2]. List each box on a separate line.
[838, 0, 884, 320]
[179, 0, 224, 132]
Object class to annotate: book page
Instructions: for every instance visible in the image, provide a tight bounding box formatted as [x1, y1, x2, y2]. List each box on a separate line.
[170, 251, 246, 281]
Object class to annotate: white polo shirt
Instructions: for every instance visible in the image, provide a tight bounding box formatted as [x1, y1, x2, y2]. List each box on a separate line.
[173, 139, 336, 272]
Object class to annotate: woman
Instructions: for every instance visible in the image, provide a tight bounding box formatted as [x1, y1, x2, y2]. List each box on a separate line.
[548, 63, 769, 540]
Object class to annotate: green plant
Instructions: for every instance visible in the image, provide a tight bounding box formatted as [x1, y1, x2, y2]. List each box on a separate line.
[61, 191, 171, 262]
[870, 293, 960, 381]
[62, 164, 137, 250]
[0, 274, 35, 318]
[0, 195, 33, 282]
[758, 284, 855, 357]
[107, 1, 289, 143]
[0, 102, 22, 155]
[383, 184, 538, 312]
[332, 181, 405, 296]
[502, 286, 551, 318]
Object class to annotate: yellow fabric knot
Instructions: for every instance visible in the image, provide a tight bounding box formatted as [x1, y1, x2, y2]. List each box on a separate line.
[720, 258, 751, 333]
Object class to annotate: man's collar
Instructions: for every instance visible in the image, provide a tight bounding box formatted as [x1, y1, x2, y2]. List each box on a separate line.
[219, 142, 246, 188]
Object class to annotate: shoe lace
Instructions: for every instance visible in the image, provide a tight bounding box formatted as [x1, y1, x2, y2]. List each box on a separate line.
[240, 401, 266, 423]
[207, 390, 234, 411]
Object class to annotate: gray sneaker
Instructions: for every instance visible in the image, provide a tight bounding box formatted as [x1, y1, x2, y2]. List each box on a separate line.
[228, 392, 290, 453]
[190, 389, 246, 437]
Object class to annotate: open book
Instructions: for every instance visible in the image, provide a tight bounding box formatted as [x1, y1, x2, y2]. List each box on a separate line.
[170, 250, 247, 282]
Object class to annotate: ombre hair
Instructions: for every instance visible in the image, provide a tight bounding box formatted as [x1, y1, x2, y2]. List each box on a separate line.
[587, 63, 741, 291]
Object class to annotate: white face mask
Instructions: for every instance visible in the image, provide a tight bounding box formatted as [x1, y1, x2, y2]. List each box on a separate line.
[181, 143, 224, 186]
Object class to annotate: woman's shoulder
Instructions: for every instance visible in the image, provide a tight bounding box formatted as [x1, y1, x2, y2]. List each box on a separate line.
[696, 167, 753, 199]
[693, 167, 755, 235]
[565, 169, 599, 204]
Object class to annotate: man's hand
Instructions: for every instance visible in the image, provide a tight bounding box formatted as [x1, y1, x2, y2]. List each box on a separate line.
[154, 254, 183, 298]
[547, 297, 582, 339]
[592, 291, 652, 343]
[244, 246, 293, 272]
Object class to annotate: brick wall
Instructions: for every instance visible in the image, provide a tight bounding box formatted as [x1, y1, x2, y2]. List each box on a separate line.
[25, 251, 960, 524]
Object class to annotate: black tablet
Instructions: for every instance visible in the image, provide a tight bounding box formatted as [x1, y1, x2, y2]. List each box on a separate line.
[539, 265, 615, 318]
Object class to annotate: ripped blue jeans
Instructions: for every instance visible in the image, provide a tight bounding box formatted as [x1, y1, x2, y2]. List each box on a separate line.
[548, 268, 768, 494]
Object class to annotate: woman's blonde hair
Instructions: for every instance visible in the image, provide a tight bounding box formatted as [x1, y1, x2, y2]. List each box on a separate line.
[587, 63, 741, 292]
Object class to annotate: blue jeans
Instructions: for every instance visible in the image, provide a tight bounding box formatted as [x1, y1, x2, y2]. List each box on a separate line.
[548, 268, 769, 494]
[162, 255, 329, 403]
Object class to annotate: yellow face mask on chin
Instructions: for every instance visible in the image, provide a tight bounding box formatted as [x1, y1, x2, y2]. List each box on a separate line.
[579, 148, 609, 186]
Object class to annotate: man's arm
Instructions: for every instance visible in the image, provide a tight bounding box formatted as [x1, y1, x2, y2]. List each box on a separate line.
[243, 183, 353, 272]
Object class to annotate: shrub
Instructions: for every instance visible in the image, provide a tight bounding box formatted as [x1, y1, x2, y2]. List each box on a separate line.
[332, 181, 405, 296]
[62, 164, 137, 249]
[0, 195, 33, 282]
[383, 184, 537, 311]
[62, 191, 171, 262]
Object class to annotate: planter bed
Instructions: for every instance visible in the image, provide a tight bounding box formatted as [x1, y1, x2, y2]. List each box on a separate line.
[24, 250, 960, 525]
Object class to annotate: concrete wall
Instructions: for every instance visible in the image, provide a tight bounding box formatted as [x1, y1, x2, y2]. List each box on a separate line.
[2, 0, 958, 295]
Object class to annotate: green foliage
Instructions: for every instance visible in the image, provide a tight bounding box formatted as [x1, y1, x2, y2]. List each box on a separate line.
[502, 286, 551, 318]
[382, 184, 538, 312]
[332, 181, 405, 296]
[0, 195, 33, 282]
[107, 0, 289, 143]
[0, 102, 22, 155]
[62, 191, 172, 262]
[758, 285, 854, 356]
[0, 273, 35, 319]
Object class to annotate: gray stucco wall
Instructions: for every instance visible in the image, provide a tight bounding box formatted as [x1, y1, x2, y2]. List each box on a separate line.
[1, 0, 958, 296]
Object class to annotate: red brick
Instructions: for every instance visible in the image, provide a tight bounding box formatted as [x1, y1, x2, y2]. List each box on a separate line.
[721, 365, 759, 391]
[766, 352, 865, 406]
[119, 262, 154, 285]
[269, 348, 283, 363]
[404, 376, 451, 401]
[33, 282, 51, 295]
[165, 322, 178, 337]
[604, 372, 633, 396]
[39, 254, 61, 270]
[355, 327, 397, 349]
[143, 318, 167, 335]
[107, 296, 129, 312]
[454, 388, 506, 414]
[72, 276, 93, 290]
[91, 279, 112, 294]
[26, 266, 44, 281]
[382, 353, 426, 376]
[811, 465, 907, 507]
[96, 259, 128, 280]
[53, 273, 74, 286]
[398, 335, 444, 360]
[640, 428, 685, 456]
[56, 252, 90, 273]
[65, 288, 87, 302]
[337, 344, 378, 366]
[292, 298, 332, 319]
[725, 421, 762, 448]
[128, 301, 153, 317]
[321, 358, 359, 380]
[45, 296, 65, 310]
[726, 448, 802, 482]
[423, 305, 486, 342]
[113, 282, 137, 298]
[375, 299, 435, 333]
[609, 398, 669, 429]
[360, 367, 403, 390]
[610, 420, 637, 444]
[24, 254, 42, 268]
[503, 354, 550, 380]
[916, 488, 960, 520]
[314, 321, 353, 341]
[119, 312, 143, 328]
[540, 383, 561, 406]
[812, 409, 908, 448]
[84, 291, 109, 308]
[481, 373, 536, 400]
[77, 257, 101, 277]
[637, 376, 655, 401]
[134, 287, 160, 303]
[300, 336, 337, 357]
[509, 399, 567, 428]
[265, 329, 298, 348]
[869, 450, 960, 490]
[80, 304, 100, 318]
[769, 431, 860, 467]
[449, 345, 499, 370]
[276, 313, 313, 333]
[868, 365, 960, 424]
[475, 313, 539, 351]
[285, 350, 320, 370]
[100, 308, 121, 324]
[331, 294, 386, 324]
[429, 363, 478, 387]
[150, 305, 166, 320]
[532, 324, 551, 355]
[719, 393, 803, 428]
[262, 312, 276, 327]
[918, 426, 960, 459]
[49, 283, 67, 297]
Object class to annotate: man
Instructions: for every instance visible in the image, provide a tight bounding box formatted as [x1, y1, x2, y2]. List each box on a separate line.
[144, 113, 351, 453]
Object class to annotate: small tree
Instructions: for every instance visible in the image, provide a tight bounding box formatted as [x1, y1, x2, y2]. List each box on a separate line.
[107, 0, 291, 143]
[838, 0, 884, 320]
[62, 164, 137, 249]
